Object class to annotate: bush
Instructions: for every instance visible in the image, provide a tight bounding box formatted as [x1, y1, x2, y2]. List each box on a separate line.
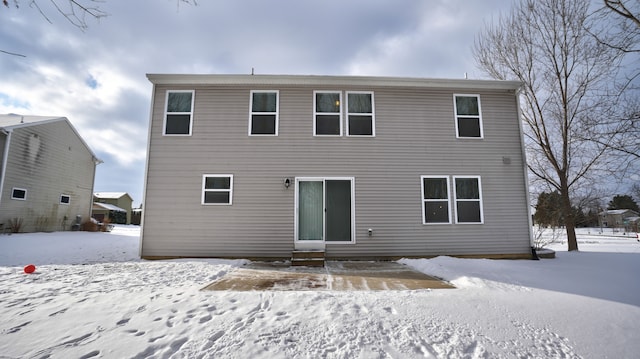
[81, 219, 98, 232]
[9, 218, 23, 233]
[100, 218, 112, 232]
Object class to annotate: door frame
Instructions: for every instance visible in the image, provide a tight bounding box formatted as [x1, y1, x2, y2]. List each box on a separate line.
[294, 177, 356, 247]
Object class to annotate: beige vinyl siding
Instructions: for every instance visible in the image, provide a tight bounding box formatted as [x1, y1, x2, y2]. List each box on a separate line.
[0, 121, 96, 232]
[142, 82, 530, 258]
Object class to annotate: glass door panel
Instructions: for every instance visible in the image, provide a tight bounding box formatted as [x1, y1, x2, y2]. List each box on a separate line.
[325, 180, 352, 241]
[298, 181, 323, 241]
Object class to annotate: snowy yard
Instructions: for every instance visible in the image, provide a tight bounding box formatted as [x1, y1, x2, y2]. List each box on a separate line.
[1, 227, 639, 358]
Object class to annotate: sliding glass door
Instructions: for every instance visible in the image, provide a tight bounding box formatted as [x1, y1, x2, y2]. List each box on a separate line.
[297, 178, 353, 243]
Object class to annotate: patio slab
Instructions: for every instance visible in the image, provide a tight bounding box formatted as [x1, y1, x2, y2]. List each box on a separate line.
[202, 261, 455, 291]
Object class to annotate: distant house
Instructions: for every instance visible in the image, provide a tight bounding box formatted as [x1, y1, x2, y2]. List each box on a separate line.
[141, 74, 533, 260]
[93, 192, 133, 224]
[92, 202, 127, 224]
[0, 114, 101, 232]
[599, 209, 640, 232]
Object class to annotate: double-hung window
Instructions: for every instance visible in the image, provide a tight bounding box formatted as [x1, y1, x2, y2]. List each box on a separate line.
[453, 176, 483, 223]
[164, 90, 194, 136]
[454, 94, 483, 138]
[421, 176, 451, 224]
[314, 91, 342, 136]
[346, 91, 375, 136]
[249, 91, 278, 135]
[202, 175, 233, 205]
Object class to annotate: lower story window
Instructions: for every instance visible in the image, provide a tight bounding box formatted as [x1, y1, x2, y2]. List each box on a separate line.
[421, 176, 451, 224]
[11, 187, 27, 200]
[60, 194, 70, 204]
[202, 175, 233, 205]
[453, 176, 483, 223]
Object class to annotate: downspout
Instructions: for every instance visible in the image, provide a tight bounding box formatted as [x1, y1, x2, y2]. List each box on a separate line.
[88, 156, 103, 228]
[0, 129, 13, 207]
[139, 82, 157, 258]
[514, 88, 536, 258]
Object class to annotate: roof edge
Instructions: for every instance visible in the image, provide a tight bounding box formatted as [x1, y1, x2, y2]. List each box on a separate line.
[1, 116, 102, 164]
[146, 74, 522, 91]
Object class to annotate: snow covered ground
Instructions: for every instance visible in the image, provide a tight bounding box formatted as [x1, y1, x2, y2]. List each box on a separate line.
[1, 226, 639, 358]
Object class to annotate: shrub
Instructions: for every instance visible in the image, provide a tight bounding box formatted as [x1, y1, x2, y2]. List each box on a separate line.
[9, 218, 23, 233]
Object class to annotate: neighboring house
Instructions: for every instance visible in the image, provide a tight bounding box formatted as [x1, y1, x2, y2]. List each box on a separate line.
[0, 114, 101, 232]
[93, 192, 133, 224]
[141, 74, 532, 260]
[599, 209, 640, 232]
[92, 202, 127, 224]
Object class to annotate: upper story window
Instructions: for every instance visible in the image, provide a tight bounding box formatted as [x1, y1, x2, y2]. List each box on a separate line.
[164, 90, 194, 136]
[314, 91, 342, 136]
[347, 92, 375, 136]
[11, 187, 27, 200]
[453, 176, 483, 223]
[421, 176, 451, 224]
[202, 174, 233, 205]
[249, 91, 279, 136]
[454, 94, 483, 138]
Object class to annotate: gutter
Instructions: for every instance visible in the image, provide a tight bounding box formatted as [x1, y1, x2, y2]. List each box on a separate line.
[0, 128, 12, 207]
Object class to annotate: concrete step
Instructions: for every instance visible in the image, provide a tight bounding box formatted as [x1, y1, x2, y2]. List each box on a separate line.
[292, 250, 325, 259]
[290, 257, 325, 267]
[291, 250, 325, 267]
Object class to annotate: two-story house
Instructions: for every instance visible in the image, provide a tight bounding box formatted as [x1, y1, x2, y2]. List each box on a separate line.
[0, 114, 100, 232]
[141, 74, 533, 260]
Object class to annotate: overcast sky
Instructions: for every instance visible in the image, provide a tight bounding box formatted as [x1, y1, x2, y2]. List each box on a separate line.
[0, 0, 628, 206]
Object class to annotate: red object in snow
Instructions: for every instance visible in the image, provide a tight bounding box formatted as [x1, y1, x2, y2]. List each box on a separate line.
[23, 264, 36, 274]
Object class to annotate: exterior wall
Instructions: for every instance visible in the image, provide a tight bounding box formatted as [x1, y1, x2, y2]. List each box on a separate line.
[0, 121, 97, 232]
[142, 81, 531, 259]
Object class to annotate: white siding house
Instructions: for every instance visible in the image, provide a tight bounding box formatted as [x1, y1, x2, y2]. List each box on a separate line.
[141, 74, 533, 260]
[0, 114, 100, 232]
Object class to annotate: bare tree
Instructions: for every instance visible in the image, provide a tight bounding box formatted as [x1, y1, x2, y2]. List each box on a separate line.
[474, 0, 628, 251]
[584, 1, 640, 54]
[2, 0, 197, 30]
[2, 0, 197, 56]
[587, 1, 640, 166]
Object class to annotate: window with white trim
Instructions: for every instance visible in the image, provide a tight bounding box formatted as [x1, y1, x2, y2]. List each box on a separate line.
[421, 176, 451, 224]
[347, 91, 375, 136]
[454, 94, 483, 138]
[11, 187, 27, 200]
[202, 175, 233, 205]
[164, 90, 194, 135]
[453, 176, 483, 223]
[60, 194, 70, 205]
[249, 91, 278, 135]
[314, 91, 342, 136]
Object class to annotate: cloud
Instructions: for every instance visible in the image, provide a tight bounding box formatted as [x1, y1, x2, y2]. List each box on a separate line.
[0, 0, 529, 206]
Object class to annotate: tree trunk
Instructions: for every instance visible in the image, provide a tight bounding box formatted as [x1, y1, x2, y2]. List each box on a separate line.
[560, 181, 579, 251]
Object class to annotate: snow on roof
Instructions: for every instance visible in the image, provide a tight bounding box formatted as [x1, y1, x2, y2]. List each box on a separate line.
[602, 209, 631, 214]
[94, 192, 132, 200]
[0, 114, 66, 129]
[93, 202, 126, 212]
[600, 209, 638, 215]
